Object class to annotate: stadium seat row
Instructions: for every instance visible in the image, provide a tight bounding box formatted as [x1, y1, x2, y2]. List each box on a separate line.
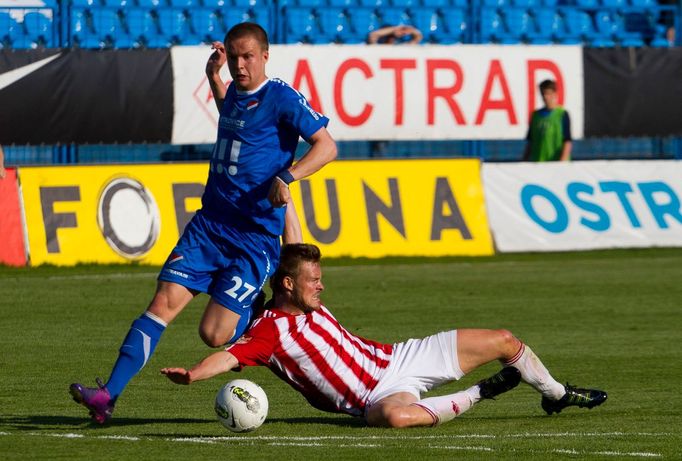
[70, 7, 270, 47]
[0, 3, 674, 48]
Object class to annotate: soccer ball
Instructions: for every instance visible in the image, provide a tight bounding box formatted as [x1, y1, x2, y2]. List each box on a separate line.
[214, 379, 268, 432]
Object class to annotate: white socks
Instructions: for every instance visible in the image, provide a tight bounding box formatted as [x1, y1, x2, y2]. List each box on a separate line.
[505, 344, 565, 400]
[414, 386, 482, 425]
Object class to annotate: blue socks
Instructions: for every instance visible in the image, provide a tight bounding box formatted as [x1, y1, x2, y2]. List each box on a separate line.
[105, 312, 166, 401]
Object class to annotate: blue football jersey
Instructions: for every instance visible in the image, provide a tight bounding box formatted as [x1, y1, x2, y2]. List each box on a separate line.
[201, 78, 329, 236]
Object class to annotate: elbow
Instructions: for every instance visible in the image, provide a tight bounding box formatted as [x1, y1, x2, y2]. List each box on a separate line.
[327, 140, 338, 163]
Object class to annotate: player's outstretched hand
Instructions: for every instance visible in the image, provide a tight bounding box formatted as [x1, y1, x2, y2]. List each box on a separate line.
[161, 367, 192, 385]
[206, 41, 226, 77]
[268, 178, 291, 208]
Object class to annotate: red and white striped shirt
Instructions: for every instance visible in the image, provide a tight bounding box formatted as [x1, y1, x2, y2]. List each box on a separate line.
[227, 305, 394, 416]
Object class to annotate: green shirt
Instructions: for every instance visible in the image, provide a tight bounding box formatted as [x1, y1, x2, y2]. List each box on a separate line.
[528, 107, 568, 162]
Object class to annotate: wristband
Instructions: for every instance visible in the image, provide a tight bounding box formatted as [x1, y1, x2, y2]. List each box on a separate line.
[276, 169, 295, 185]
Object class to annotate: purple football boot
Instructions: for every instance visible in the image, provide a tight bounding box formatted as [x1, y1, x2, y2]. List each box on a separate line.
[69, 378, 115, 424]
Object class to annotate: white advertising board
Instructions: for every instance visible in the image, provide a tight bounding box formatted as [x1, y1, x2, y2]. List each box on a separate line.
[483, 161, 682, 252]
[171, 44, 583, 144]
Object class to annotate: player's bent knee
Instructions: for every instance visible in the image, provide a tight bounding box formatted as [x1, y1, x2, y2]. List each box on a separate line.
[495, 329, 520, 353]
[199, 327, 236, 348]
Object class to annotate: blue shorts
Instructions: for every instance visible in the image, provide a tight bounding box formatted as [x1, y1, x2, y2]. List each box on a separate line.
[158, 211, 280, 338]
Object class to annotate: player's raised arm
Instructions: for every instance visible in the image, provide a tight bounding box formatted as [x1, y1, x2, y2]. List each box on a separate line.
[206, 41, 227, 111]
[268, 127, 337, 207]
[161, 350, 239, 385]
[282, 198, 303, 244]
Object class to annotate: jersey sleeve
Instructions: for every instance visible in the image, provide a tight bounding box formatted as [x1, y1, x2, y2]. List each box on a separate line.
[226, 317, 277, 367]
[277, 86, 329, 141]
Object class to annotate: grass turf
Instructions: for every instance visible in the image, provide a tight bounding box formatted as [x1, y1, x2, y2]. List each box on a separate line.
[1, 248, 681, 460]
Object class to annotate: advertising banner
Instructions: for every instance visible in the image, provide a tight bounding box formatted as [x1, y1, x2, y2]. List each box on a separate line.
[483, 161, 682, 252]
[0, 169, 27, 266]
[290, 158, 493, 257]
[172, 45, 583, 144]
[0, 49, 173, 145]
[19, 159, 492, 265]
[19, 164, 206, 265]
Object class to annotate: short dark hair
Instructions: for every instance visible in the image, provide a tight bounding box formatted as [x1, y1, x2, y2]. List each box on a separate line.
[225, 22, 269, 51]
[539, 79, 557, 92]
[270, 244, 321, 294]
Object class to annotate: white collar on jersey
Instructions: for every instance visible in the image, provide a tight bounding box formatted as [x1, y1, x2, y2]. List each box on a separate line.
[235, 78, 270, 96]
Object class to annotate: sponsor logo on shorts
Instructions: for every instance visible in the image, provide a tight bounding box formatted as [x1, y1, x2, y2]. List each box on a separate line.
[166, 268, 189, 279]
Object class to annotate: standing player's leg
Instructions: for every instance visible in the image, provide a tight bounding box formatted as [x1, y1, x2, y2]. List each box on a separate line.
[69, 282, 196, 423]
[199, 298, 249, 347]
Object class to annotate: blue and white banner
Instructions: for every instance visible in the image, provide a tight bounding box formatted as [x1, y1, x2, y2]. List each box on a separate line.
[482, 161, 682, 252]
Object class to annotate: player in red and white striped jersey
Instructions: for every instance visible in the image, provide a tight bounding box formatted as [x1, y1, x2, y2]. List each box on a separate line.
[162, 244, 607, 427]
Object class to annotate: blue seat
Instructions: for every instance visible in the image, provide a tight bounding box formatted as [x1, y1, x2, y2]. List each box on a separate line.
[479, 7, 505, 42]
[72, 0, 98, 7]
[378, 8, 411, 28]
[249, 6, 271, 34]
[201, 0, 226, 7]
[328, 0, 354, 7]
[420, 0, 448, 7]
[23, 11, 54, 46]
[502, 8, 533, 42]
[169, 0, 199, 7]
[90, 9, 123, 42]
[533, 8, 563, 42]
[347, 7, 380, 38]
[562, 10, 597, 42]
[284, 7, 317, 43]
[390, 0, 415, 7]
[627, 0, 654, 7]
[292, 0, 323, 6]
[136, 0, 163, 8]
[222, 7, 251, 30]
[575, 0, 598, 7]
[102, 0, 130, 7]
[410, 7, 439, 41]
[599, 0, 625, 7]
[511, 0, 539, 7]
[157, 9, 190, 43]
[189, 8, 224, 42]
[440, 7, 467, 43]
[482, 0, 506, 7]
[318, 7, 348, 42]
[123, 8, 159, 44]
[358, 0, 383, 8]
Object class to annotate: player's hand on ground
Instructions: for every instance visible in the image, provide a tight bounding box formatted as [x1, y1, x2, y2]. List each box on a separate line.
[268, 178, 291, 208]
[206, 41, 226, 77]
[161, 367, 192, 385]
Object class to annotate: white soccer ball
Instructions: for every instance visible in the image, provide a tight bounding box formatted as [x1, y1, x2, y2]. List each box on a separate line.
[214, 379, 268, 433]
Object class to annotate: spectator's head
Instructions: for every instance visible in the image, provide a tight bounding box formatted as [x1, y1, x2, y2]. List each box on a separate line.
[539, 79, 558, 109]
[224, 22, 269, 92]
[271, 244, 324, 312]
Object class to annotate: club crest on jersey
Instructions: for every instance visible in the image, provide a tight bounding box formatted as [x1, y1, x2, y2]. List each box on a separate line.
[168, 253, 184, 264]
[246, 100, 259, 110]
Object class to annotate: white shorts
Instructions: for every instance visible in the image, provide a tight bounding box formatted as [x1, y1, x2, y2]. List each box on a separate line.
[364, 330, 464, 416]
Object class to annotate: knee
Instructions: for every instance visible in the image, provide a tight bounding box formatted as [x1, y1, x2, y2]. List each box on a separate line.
[199, 325, 235, 348]
[381, 408, 413, 429]
[494, 329, 521, 355]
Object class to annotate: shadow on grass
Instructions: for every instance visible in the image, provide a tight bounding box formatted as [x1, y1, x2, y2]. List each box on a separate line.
[0, 414, 366, 431]
[0, 415, 213, 430]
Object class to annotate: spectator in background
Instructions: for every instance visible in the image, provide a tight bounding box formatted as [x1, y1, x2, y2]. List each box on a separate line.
[523, 79, 572, 162]
[657, 0, 676, 45]
[0, 145, 6, 179]
[368, 24, 423, 45]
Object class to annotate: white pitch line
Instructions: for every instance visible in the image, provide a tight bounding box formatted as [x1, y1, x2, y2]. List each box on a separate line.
[0, 431, 668, 457]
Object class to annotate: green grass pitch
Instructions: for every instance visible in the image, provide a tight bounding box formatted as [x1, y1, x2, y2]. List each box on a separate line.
[1, 248, 681, 460]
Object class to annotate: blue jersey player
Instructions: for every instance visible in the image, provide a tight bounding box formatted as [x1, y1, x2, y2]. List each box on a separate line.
[69, 22, 337, 424]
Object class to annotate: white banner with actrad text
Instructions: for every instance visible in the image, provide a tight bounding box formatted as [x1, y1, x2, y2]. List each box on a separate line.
[483, 161, 682, 252]
[171, 45, 583, 144]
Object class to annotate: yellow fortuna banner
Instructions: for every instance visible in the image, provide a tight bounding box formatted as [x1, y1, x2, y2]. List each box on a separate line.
[20, 159, 493, 266]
